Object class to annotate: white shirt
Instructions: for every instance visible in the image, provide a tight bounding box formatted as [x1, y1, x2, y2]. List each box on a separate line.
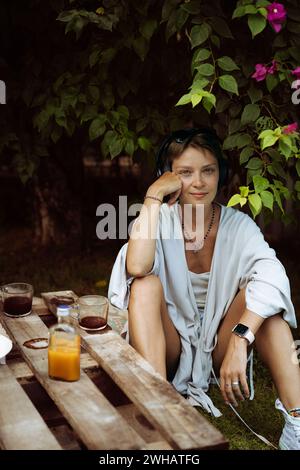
[108, 203, 296, 416]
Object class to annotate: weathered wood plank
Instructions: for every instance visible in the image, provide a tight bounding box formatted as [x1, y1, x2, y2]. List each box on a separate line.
[0, 364, 61, 450]
[82, 331, 227, 450]
[118, 403, 172, 450]
[7, 353, 98, 380]
[41, 290, 227, 450]
[0, 312, 146, 450]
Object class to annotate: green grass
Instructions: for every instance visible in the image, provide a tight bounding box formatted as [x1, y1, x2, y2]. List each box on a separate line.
[1, 227, 299, 450]
[204, 356, 283, 450]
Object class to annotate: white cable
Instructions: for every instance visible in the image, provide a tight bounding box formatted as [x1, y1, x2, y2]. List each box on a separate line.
[211, 368, 278, 450]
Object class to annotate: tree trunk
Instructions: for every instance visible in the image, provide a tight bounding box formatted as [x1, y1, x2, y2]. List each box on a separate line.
[31, 138, 83, 247]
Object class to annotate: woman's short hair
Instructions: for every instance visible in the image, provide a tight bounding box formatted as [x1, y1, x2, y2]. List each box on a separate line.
[155, 127, 229, 189]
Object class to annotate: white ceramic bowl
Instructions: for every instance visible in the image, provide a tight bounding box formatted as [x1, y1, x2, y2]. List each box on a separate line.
[0, 334, 13, 359]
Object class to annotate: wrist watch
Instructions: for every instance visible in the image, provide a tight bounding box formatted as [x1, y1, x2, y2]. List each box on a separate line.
[232, 323, 255, 345]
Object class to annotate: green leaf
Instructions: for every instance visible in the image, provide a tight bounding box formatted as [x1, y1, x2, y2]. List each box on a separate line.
[227, 194, 241, 207]
[247, 86, 263, 104]
[236, 133, 252, 148]
[132, 36, 149, 61]
[180, 0, 201, 14]
[261, 134, 279, 150]
[296, 160, 300, 177]
[210, 17, 233, 38]
[279, 139, 292, 159]
[57, 11, 76, 22]
[240, 186, 249, 197]
[229, 118, 241, 134]
[191, 94, 202, 107]
[267, 164, 276, 176]
[138, 136, 151, 151]
[272, 186, 284, 213]
[217, 56, 240, 72]
[216, 96, 231, 113]
[246, 157, 263, 170]
[139, 19, 157, 40]
[241, 104, 260, 126]
[190, 77, 209, 90]
[176, 93, 191, 106]
[295, 181, 300, 192]
[210, 34, 220, 48]
[125, 138, 135, 156]
[101, 87, 115, 110]
[248, 193, 262, 217]
[117, 105, 129, 121]
[101, 130, 114, 158]
[175, 9, 189, 30]
[258, 7, 267, 18]
[218, 75, 239, 95]
[240, 146, 254, 164]
[89, 116, 106, 141]
[202, 93, 216, 113]
[193, 48, 211, 64]
[223, 134, 239, 150]
[196, 63, 214, 76]
[256, 0, 269, 7]
[261, 190, 274, 211]
[190, 24, 210, 48]
[259, 129, 274, 139]
[272, 161, 286, 179]
[232, 6, 246, 19]
[253, 175, 269, 192]
[99, 48, 117, 64]
[244, 5, 258, 14]
[81, 105, 98, 123]
[248, 14, 266, 38]
[109, 135, 123, 158]
[88, 85, 100, 103]
[51, 126, 63, 144]
[89, 49, 101, 67]
[266, 74, 279, 92]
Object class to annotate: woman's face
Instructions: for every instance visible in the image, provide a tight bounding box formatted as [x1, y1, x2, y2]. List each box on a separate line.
[171, 145, 219, 207]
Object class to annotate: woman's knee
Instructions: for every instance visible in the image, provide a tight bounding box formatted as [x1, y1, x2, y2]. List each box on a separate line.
[130, 274, 163, 301]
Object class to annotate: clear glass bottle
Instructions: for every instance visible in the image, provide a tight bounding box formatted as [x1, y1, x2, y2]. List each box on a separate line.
[48, 305, 80, 381]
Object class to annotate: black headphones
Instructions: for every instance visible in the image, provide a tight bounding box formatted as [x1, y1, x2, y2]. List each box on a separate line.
[155, 127, 229, 189]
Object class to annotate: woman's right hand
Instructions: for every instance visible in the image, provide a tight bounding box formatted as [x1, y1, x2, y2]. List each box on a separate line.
[146, 172, 183, 206]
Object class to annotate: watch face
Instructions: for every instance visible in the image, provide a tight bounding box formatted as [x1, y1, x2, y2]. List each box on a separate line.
[234, 324, 249, 336]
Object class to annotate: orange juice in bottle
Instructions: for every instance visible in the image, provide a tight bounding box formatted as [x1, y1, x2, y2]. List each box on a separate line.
[48, 305, 80, 381]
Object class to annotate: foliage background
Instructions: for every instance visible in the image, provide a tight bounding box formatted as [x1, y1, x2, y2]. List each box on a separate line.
[0, 0, 300, 450]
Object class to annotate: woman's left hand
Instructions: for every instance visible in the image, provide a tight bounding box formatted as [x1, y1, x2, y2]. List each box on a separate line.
[219, 336, 250, 407]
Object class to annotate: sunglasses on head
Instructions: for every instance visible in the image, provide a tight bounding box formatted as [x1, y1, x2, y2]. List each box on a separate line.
[156, 127, 217, 176]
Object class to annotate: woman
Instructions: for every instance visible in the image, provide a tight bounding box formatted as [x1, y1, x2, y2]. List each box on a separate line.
[108, 127, 300, 450]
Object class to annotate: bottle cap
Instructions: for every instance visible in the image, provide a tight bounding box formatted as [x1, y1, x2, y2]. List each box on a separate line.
[57, 305, 70, 316]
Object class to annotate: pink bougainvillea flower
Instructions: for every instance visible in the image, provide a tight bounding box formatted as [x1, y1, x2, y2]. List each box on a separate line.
[252, 64, 269, 81]
[268, 60, 277, 75]
[291, 67, 300, 79]
[267, 2, 287, 33]
[252, 60, 277, 82]
[282, 122, 298, 134]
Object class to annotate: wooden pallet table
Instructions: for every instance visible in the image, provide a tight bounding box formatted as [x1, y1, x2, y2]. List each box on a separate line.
[0, 291, 228, 451]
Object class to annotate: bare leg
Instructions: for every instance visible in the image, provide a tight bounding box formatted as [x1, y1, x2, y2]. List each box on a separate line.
[255, 314, 300, 410]
[213, 288, 300, 410]
[128, 275, 181, 380]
